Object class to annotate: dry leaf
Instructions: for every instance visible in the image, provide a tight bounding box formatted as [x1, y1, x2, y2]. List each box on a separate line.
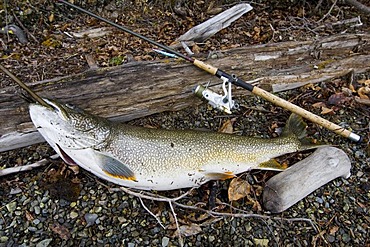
[178, 223, 202, 237]
[358, 79, 370, 86]
[355, 96, 370, 106]
[25, 211, 34, 221]
[321, 106, 334, 115]
[49, 222, 71, 240]
[218, 118, 235, 134]
[358, 87, 370, 99]
[329, 225, 339, 235]
[328, 93, 349, 105]
[312, 102, 326, 108]
[228, 177, 251, 201]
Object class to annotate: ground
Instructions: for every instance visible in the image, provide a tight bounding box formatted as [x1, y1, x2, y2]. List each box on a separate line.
[0, 0, 369, 246]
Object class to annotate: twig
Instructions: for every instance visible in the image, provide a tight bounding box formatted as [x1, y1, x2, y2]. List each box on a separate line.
[318, 0, 338, 23]
[113, 186, 319, 232]
[138, 197, 166, 229]
[0, 154, 59, 177]
[169, 201, 183, 247]
[12, 11, 39, 43]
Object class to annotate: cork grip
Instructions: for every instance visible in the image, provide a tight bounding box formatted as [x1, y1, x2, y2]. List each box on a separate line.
[193, 59, 218, 75]
[252, 87, 360, 141]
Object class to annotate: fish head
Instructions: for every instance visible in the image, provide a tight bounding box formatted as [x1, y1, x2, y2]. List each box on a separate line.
[29, 98, 111, 156]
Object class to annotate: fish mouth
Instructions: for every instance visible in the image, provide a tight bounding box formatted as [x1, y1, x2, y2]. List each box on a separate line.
[56, 144, 78, 166]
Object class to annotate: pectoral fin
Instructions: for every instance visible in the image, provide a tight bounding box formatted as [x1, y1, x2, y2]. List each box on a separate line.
[258, 159, 286, 171]
[94, 151, 137, 181]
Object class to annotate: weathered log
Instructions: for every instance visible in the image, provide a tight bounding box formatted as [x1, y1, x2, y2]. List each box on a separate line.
[0, 33, 369, 152]
[263, 147, 351, 213]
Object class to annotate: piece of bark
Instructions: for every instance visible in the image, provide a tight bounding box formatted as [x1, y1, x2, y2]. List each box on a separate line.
[263, 147, 351, 213]
[176, 3, 253, 43]
[0, 33, 369, 152]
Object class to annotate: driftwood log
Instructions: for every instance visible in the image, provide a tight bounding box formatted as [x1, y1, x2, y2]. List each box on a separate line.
[0, 33, 369, 152]
[263, 147, 351, 213]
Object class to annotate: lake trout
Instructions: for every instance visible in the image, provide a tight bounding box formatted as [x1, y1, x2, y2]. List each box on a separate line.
[29, 99, 317, 190]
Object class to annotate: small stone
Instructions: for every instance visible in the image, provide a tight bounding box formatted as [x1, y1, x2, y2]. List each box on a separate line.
[127, 243, 135, 247]
[162, 236, 170, 247]
[6, 201, 17, 213]
[34, 206, 41, 215]
[342, 233, 351, 243]
[28, 227, 38, 232]
[316, 197, 324, 204]
[10, 188, 22, 195]
[84, 213, 98, 227]
[70, 202, 77, 208]
[327, 235, 335, 243]
[209, 235, 215, 242]
[70, 211, 79, 219]
[36, 238, 53, 247]
[94, 206, 102, 213]
[0, 236, 9, 243]
[33, 219, 41, 225]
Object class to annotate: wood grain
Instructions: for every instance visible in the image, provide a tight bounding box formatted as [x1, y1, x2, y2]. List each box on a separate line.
[263, 147, 351, 213]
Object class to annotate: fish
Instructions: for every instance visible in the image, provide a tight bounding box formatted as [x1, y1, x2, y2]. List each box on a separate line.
[29, 98, 319, 191]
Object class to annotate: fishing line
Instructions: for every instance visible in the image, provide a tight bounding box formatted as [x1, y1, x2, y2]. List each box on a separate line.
[56, 0, 361, 142]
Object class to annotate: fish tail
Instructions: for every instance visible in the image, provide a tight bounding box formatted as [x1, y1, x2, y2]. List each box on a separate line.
[282, 113, 325, 151]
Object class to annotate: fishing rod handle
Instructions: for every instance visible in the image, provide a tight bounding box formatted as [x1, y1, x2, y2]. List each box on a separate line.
[252, 86, 361, 142]
[193, 59, 218, 75]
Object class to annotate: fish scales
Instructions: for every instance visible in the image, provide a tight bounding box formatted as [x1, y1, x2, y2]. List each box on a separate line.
[29, 99, 316, 190]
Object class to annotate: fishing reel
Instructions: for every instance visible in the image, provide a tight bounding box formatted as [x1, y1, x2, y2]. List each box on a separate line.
[194, 76, 239, 114]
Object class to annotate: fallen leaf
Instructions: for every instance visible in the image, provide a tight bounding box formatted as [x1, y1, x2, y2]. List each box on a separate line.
[25, 211, 34, 221]
[321, 106, 334, 115]
[358, 87, 370, 99]
[327, 93, 350, 105]
[228, 177, 251, 201]
[358, 79, 370, 86]
[312, 102, 326, 108]
[218, 118, 236, 134]
[49, 222, 71, 240]
[355, 96, 370, 106]
[329, 225, 339, 235]
[177, 223, 202, 237]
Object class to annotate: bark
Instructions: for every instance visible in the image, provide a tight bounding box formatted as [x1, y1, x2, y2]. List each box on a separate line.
[0, 33, 369, 152]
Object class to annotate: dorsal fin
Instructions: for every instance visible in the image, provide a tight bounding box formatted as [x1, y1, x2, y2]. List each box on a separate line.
[282, 114, 325, 150]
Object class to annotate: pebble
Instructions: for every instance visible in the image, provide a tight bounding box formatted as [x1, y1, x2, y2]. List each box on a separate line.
[70, 211, 79, 219]
[6, 201, 17, 213]
[33, 219, 41, 225]
[84, 213, 98, 227]
[162, 236, 170, 247]
[10, 188, 22, 195]
[36, 238, 53, 247]
[0, 236, 9, 243]
[34, 206, 41, 215]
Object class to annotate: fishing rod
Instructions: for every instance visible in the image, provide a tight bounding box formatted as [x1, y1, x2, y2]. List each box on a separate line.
[57, 0, 361, 142]
[0, 64, 50, 108]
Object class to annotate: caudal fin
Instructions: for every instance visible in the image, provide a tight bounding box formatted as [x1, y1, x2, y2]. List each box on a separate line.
[281, 113, 325, 151]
